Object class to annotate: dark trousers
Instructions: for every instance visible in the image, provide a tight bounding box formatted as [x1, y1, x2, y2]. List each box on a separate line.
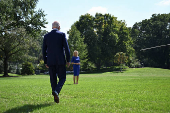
[49, 65, 66, 94]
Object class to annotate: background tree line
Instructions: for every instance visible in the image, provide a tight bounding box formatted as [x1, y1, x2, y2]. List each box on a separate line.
[69, 13, 135, 70]
[0, 0, 169, 76]
[131, 13, 170, 69]
[68, 13, 170, 70]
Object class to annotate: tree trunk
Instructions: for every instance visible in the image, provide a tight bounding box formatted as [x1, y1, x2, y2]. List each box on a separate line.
[166, 46, 170, 69]
[96, 65, 100, 70]
[96, 61, 101, 70]
[3, 57, 9, 77]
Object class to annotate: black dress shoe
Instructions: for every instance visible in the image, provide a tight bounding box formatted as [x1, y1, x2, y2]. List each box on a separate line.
[52, 91, 59, 103]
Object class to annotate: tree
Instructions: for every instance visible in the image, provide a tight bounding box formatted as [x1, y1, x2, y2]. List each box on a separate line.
[75, 13, 134, 69]
[26, 30, 48, 64]
[0, 0, 47, 76]
[131, 13, 170, 68]
[114, 52, 128, 72]
[117, 24, 134, 56]
[36, 30, 49, 63]
[68, 25, 88, 70]
[0, 28, 31, 76]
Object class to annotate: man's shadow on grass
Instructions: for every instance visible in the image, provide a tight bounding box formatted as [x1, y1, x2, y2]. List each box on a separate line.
[4, 103, 53, 113]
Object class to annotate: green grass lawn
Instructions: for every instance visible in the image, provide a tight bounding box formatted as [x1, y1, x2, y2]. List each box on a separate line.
[0, 68, 170, 113]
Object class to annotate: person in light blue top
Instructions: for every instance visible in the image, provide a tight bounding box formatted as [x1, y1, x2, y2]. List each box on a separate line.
[71, 50, 80, 84]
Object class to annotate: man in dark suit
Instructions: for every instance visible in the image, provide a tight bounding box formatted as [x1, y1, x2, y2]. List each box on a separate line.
[43, 21, 70, 103]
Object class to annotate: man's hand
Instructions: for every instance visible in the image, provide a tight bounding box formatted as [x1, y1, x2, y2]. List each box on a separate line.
[66, 62, 70, 68]
[45, 64, 49, 68]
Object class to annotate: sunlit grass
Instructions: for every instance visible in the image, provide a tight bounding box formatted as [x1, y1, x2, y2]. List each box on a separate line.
[0, 68, 170, 113]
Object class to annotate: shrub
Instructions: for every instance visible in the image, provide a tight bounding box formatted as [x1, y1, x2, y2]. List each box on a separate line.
[129, 58, 142, 68]
[37, 60, 48, 73]
[21, 62, 35, 75]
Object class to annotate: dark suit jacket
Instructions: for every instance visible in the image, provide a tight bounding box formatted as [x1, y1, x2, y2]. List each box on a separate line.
[42, 29, 70, 66]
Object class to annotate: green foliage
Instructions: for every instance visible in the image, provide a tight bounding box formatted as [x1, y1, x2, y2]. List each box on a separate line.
[37, 60, 48, 72]
[21, 62, 35, 75]
[75, 13, 134, 69]
[114, 52, 128, 65]
[26, 30, 48, 63]
[8, 65, 16, 74]
[114, 52, 128, 71]
[0, 0, 47, 36]
[131, 13, 170, 68]
[0, 68, 170, 112]
[129, 56, 142, 68]
[68, 24, 88, 70]
[0, 28, 32, 76]
[83, 61, 96, 71]
[0, 0, 47, 76]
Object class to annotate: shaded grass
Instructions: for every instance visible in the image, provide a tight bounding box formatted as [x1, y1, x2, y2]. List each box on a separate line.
[0, 68, 170, 113]
[81, 66, 128, 74]
[0, 73, 22, 77]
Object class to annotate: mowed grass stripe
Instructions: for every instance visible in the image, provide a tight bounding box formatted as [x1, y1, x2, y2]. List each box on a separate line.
[0, 68, 170, 113]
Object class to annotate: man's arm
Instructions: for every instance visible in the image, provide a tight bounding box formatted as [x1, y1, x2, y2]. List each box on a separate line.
[62, 33, 70, 67]
[42, 35, 47, 66]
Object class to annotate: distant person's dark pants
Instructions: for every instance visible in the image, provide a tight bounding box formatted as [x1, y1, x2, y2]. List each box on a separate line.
[49, 65, 66, 94]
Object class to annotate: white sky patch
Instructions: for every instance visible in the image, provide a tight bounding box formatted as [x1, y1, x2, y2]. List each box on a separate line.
[41, 23, 52, 32]
[156, 0, 170, 6]
[87, 6, 108, 16]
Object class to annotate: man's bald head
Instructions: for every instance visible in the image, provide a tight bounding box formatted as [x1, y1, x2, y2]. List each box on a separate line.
[52, 21, 60, 30]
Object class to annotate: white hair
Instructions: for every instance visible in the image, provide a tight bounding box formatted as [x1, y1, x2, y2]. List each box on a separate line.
[73, 50, 78, 57]
[52, 21, 60, 29]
